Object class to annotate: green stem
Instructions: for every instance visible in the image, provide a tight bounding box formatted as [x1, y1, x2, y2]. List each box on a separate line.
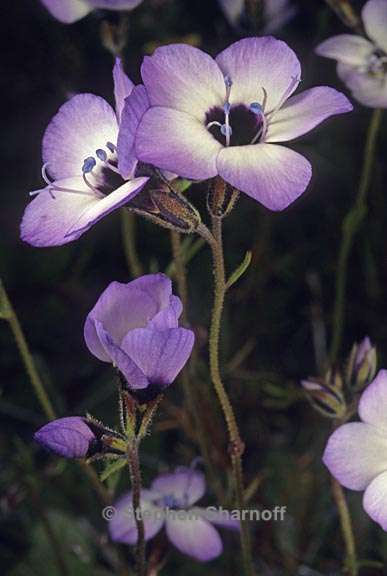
[330, 109, 382, 363]
[127, 439, 146, 576]
[121, 210, 144, 278]
[0, 281, 55, 420]
[206, 217, 255, 576]
[331, 477, 358, 576]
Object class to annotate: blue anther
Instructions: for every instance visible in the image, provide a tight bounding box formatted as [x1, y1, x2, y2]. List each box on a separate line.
[223, 102, 231, 114]
[224, 75, 233, 88]
[250, 102, 263, 114]
[106, 141, 116, 153]
[96, 149, 108, 162]
[82, 156, 96, 174]
[220, 124, 233, 137]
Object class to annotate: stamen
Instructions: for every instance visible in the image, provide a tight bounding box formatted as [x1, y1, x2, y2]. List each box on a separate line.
[96, 149, 108, 162]
[223, 102, 232, 146]
[106, 141, 116, 153]
[82, 156, 97, 174]
[224, 75, 233, 102]
[41, 163, 53, 185]
[266, 75, 301, 119]
[82, 173, 101, 194]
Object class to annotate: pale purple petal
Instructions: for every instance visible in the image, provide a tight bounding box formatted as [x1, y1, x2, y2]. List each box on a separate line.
[362, 0, 387, 54]
[113, 58, 134, 122]
[84, 274, 172, 360]
[216, 37, 301, 112]
[21, 178, 99, 247]
[136, 107, 221, 180]
[151, 469, 205, 506]
[94, 320, 149, 389]
[109, 489, 164, 545]
[121, 327, 194, 386]
[337, 62, 387, 108]
[147, 296, 183, 330]
[34, 417, 95, 459]
[43, 94, 118, 180]
[263, 0, 297, 34]
[141, 44, 226, 118]
[363, 471, 387, 530]
[265, 87, 353, 143]
[40, 0, 91, 23]
[65, 177, 148, 239]
[118, 85, 150, 178]
[217, 143, 311, 211]
[315, 34, 374, 66]
[90, 0, 143, 9]
[359, 370, 387, 431]
[322, 422, 387, 490]
[166, 516, 223, 561]
[194, 507, 241, 530]
[218, 0, 245, 25]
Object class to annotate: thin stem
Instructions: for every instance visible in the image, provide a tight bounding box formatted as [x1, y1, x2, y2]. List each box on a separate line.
[170, 231, 189, 324]
[331, 477, 358, 576]
[121, 210, 144, 278]
[0, 281, 55, 420]
[330, 109, 382, 363]
[127, 439, 146, 576]
[207, 216, 255, 576]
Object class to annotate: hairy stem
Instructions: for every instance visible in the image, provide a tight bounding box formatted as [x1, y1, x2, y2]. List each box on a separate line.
[330, 109, 382, 363]
[127, 439, 146, 576]
[122, 210, 144, 278]
[207, 217, 255, 576]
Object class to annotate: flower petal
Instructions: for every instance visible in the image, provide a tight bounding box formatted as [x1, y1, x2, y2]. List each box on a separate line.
[141, 44, 226, 119]
[363, 471, 387, 530]
[362, 0, 387, 54]
[108, 490, 164, 545]
[90, 0, 143, 9]
[337, 62, 387, 108]
[136, 107, 221, 180]
[84, 274, 172, 360]
[94, 320, 149, 390]
[323, 422, 387, 490]
[315, 34, 375, 66]
[218, 0, 245, 25]
[166, 515, 222, 561]
[265, 87, 353, 143]
[117, 84, 150, 178]
[40, 0, 91, 23]
[121, 327, 194, 386]
[42, 94, 118, 180]
[359, 370, 387, 431]
[194, 507, 241, 530]
[21, 178, 98, 247]
[151, 469, 205, 506]
[34, 417, 95, 459]
[217, 143, 311, 211]
[263, 0, 297, 34]
[147, 296, 183, 330]
[113, 57, 134, 122]
[216, 37, 301, 112]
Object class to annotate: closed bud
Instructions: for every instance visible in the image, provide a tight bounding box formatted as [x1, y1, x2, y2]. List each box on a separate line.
[346, 337, 377, 391]
[207, 177, 239, 218]
[301, 372, 346, 419]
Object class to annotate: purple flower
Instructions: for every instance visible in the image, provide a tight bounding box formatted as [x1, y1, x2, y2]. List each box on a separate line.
[218, 0, 296, 33]
[108, 467, 239, 561]
[84, 273, 194, 398]
[20, 58, 148, 247]
[34, 417, 97, 458]
[323, 370, 387, 530]
[126, 37, 352, 211]
[40, 0, 143, 24]
[316, 0, 387, 108]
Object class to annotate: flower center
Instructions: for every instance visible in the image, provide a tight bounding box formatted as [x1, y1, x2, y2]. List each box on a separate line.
[366, 50, 387, 77]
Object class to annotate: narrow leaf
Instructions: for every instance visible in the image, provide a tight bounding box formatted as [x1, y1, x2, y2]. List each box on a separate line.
[226, 251, 252, 289]
[100, 458, 126, 482]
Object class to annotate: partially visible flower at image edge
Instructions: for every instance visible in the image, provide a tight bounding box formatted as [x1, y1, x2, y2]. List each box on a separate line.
[316, 0, 387, 108]
[120, 36, 353, 211]
[40, 0, 143, 24]
[323, 369, 387, 530]
[20, 58, 148, 247]
[84, 273, 195, 400]
[217, 0, 297, 34]
[109, 466, 239, 561]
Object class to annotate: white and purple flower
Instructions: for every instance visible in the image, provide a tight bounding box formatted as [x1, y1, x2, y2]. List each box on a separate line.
[316, 0, 387, 108]
[124, 37, 352, 211]
[84, 273, 194, 399]
[20, 58, 148, 247]
[323, 369, 387, 530]
[109, 466, 239, 561]
[39, 0, 143, 24]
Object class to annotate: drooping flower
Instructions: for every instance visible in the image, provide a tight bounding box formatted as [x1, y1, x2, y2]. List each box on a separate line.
[316, 0, 387, 108]
[323, 369, 387, 530]
[129, 37, 352, 211]
[34, 417, 98, 458]
[218, 0, 296, 33]
[108, 466, 239, 561]
[40, 0, 143, 24]
[20, 58, 148, 247]
[84, 273, 194, 399]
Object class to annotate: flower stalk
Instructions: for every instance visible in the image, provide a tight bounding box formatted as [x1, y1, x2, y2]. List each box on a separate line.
[127, 437, 146, 576]
[331, 475, 358, 576]
[121, 210, 144, 278]
[330, 108, 383, 363]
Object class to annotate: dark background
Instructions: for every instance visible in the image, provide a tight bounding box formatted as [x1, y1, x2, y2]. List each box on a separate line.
[1, 0, 387, 574]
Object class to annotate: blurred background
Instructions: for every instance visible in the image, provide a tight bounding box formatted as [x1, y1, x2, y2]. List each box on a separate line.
[1, 0, 387, 574]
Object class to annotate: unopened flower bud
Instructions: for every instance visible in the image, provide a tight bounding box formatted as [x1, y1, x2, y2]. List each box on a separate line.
[301, 373, 346, 419]
[346, 337, 377, 391]
[207, 177, 239, 218]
